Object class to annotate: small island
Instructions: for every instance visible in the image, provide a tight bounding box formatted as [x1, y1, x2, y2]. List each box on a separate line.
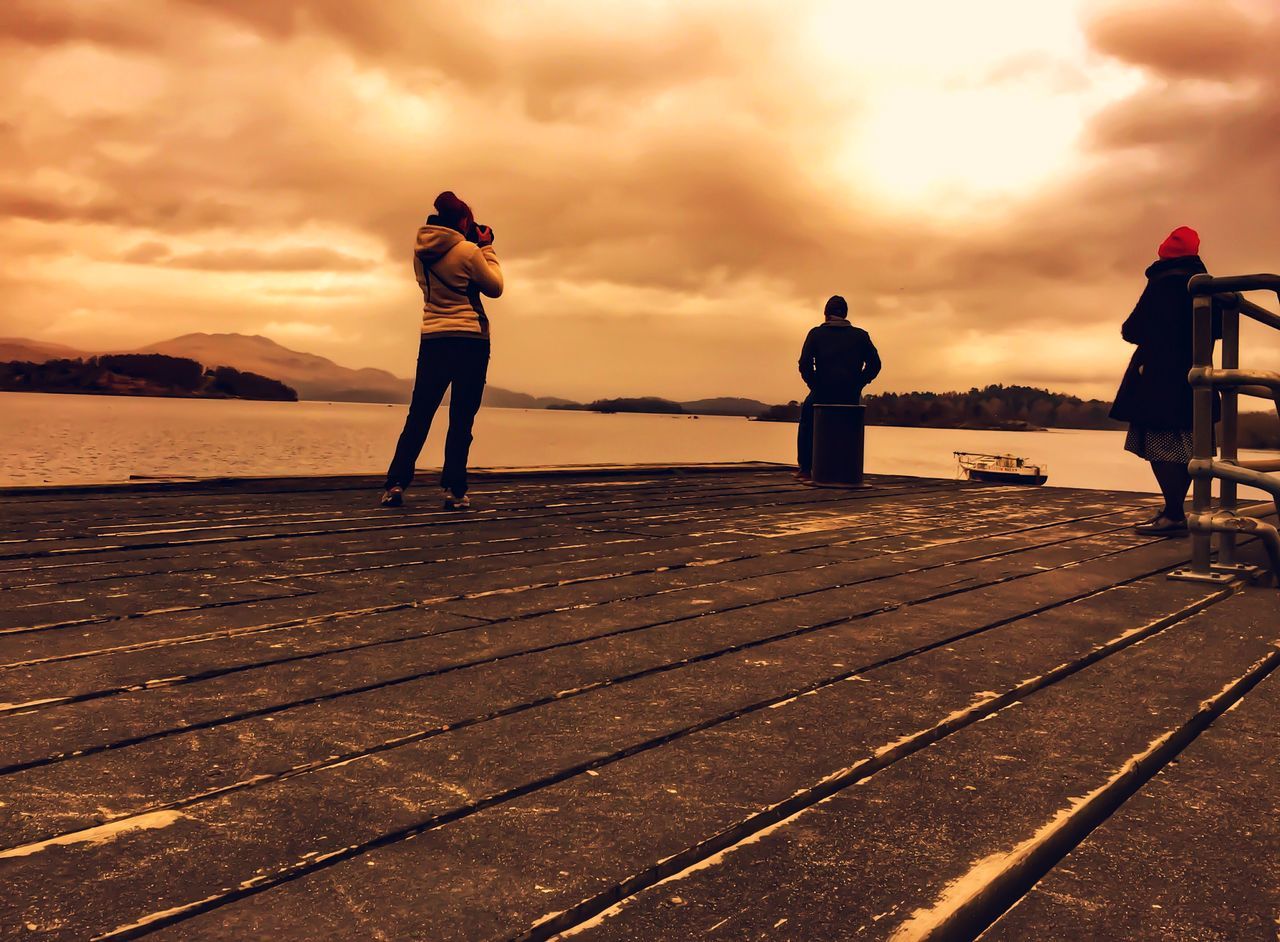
[549, 396, 685, 415]
[0, 354, 298, 402]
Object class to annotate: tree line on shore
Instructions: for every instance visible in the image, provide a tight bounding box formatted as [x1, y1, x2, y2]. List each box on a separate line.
[4, 359, 1275, 448]
[0, 354, 298, 401]
[763, 385, 1120, 430]
[1237, 411, 1280, 449]
[549, 384, 1280, 448]
[554, 386, 1119, 429]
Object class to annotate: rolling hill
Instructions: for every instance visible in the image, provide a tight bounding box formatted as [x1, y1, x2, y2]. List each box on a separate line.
[0, 337, 91, 364]
[134, 334, 411, 403]
[681, 396, 771, 417]
[1, 332, 567, 407]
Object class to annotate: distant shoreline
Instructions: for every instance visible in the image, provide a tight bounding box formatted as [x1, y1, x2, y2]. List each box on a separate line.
[0, 386, 296, 402]
[0, 354, 298, 403]
[753, 415, 1047, 432]
[3, 385, 1275, 449]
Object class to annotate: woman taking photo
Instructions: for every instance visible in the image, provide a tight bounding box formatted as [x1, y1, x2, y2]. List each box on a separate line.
[381, 191, 503, 510]
[1110, 225, 1218, 535]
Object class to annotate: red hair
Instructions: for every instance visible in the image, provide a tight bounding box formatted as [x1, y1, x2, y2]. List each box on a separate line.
[433, 191, 474, 235]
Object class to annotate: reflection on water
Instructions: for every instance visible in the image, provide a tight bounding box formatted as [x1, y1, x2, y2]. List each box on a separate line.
[4, 391, 1266, 493]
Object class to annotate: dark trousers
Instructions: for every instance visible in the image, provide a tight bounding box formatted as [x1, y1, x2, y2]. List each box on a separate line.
[385, 336, 490, 495]
[797, 389, 860, 474]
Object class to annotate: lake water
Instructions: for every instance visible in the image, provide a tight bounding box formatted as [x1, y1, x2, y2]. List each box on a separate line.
[2, 391, 1270, 492]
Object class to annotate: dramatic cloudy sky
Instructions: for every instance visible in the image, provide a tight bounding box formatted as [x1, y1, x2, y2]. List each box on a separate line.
[2, 0, 1278, 402]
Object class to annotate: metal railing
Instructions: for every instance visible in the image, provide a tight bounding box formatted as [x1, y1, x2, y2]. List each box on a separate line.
[1170, 273, 1280, 584]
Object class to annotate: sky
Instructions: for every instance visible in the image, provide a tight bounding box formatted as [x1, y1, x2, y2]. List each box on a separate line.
[1, 0, 1278, 403]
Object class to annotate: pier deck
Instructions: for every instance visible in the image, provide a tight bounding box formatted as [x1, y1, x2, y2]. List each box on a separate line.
[0, 466, 1276, 941]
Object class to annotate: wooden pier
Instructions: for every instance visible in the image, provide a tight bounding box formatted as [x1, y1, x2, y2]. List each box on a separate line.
[0, 466, 1276, 941]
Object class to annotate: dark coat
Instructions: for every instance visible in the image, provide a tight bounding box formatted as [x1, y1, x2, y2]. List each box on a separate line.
[1110, 255, 1219, 430]
[799, 321, 881, 403]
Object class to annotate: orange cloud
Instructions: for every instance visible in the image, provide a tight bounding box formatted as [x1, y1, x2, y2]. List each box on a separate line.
[0, 0, 1276, 403]
[121, 244, 379, 272]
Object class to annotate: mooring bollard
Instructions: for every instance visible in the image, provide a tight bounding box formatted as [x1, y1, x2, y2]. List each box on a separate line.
[812, 403, 866, 487]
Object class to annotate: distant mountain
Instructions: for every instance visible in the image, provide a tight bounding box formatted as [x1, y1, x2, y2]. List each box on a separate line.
[481, 389, 578, 409]
[2, 332, 565, 407]
[681, 397, 770, 417]
[134, 333, 412, 403]
[0, 337, 90, 363]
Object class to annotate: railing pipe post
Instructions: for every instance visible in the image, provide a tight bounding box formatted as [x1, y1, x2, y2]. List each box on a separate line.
[1172, 271, 1280, 586]
[1218, 302, 1240, 566]
[1189, 278, 1216, 576]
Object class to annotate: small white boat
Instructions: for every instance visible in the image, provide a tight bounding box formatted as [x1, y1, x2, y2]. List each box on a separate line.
[955, 451, 1048, 486]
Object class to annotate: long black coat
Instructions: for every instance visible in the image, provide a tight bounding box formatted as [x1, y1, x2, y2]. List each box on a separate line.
[798, 321, 881, 403]
[1110, 255, 1218, 430]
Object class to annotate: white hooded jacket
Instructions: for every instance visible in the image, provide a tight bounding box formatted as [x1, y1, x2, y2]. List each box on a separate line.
[413, 224, 504, 338]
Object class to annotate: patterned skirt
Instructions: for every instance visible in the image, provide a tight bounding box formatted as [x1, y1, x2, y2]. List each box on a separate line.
[1124, 425, 1195, 463]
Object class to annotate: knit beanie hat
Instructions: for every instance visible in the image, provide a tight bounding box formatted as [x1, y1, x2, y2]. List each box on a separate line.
[433, 191, 474, 233]
[1158, 226, 1200, 259]
[824, 295, 849, 319]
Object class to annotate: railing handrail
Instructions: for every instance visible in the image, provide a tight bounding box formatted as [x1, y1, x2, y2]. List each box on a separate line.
[1233, 297, 1280, 332]
[1187, 367, 1280, 392]
[1187, 274, 1280, 330]
[1188, 272, 1280, 296]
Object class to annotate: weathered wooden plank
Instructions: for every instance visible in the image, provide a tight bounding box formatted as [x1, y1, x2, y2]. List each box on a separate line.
[0, 467, 783, 518]
[101, 577, 1235, 942]
[0, 478, 1109, 589]
[0, 501, 1140, 683]
[0, 476, 921, 559]
[0, 515, 673, 591]
[0, 465, 786, 505]
[980, 626, 1280, 942]
[0, 468, 1233, 942]
[0, 525, 1176, 773]
[3, 477, 1090, 575]
[0, 544, 816, 672]
[551, 590, 1278, 942]
[428, 518, 1143, 622]
[0, 527, 622, 593]
[0, 577, 317, 634]
[0, 531, 1187, 849]
[0, 529, 685, 628]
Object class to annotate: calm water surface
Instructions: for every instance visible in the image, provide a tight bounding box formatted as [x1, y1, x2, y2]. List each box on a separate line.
[4, 391, 1266, 492]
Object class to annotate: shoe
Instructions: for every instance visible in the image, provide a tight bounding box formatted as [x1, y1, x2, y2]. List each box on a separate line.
[1134, 514, 1188, 536]
[442, 489, 471, 510]
[793, 471, 812, 483]
[380, 486, 404, 508]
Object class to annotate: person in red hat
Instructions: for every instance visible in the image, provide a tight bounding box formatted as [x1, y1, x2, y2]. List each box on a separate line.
[1109, 226, 1219, 534]
[381, 191, 503, 510]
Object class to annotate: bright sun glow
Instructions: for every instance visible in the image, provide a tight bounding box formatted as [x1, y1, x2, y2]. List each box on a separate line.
[849, 85, 1090, 209]
[805, 0, 1141, 212]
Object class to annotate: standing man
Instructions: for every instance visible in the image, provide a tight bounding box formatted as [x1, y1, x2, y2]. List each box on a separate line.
[381, 191, 503, 510]
[796, 295, 881, 481]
